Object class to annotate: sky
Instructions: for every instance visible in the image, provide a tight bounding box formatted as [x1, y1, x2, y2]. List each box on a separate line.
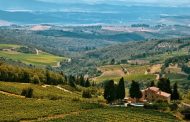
[37, 0, 190, 6]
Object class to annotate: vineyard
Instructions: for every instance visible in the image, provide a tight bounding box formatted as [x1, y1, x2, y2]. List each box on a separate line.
[50, 107, 179, 122]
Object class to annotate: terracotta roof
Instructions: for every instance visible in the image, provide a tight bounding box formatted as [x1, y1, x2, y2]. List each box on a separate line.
[148, 87, 159, 92]
[157, 91, 171, 98]
[145, 87, 171, 98]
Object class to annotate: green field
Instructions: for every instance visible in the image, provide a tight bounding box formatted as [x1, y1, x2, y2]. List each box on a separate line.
[144, 50, 189, 63]
[0, 44, 66, 66]
[51, 107, 179, 122]
[0, 44, 20, 49]
[94, 74, 156, 83]
[0, 82, 81, 99]
[0, 81, 180, 122]
[94, 64, 156, 83]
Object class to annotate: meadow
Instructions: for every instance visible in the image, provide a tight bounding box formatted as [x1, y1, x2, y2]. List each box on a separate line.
[94, 64, 156, 83]
[0, 82, 81, 99]
[0, 44, 66, 66]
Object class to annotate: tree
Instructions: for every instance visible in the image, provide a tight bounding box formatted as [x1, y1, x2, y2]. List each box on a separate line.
[104, 80, 116, 103]
[92, 81, 96, 87]
[110, 58, 115, 65]
[129, 81, 142, 102]
[85, 78, 91, 87]
[171, 82, 180, 100]
[116, 77, 125, 100]
[157, 78, 172, 94]
[150, 80, 155, 87]
[21, 87, 33, 98]
[187, 75, 190, 80]
[68, 75, 76, 87]
[64, 75, 68, 83]
[46, 70, 51, 84]
[32, 75, 40, 84]
[82, 90, 92, 98]
[79, 75, 85, 87]
[22, 72, 30, 83]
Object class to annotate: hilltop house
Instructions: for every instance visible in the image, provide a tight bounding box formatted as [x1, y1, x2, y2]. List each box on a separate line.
[126, 87, 171, 103]
[141, 87, 171, 103]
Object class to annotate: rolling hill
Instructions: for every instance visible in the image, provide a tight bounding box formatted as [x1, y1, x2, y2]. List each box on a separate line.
[0, 81, 179, 122]
[0, 44, 66, 67]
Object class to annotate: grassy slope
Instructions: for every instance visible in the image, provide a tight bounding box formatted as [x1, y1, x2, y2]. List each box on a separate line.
[50, 107, 179, 122]
[0, 81, 180, 122]
[94, 64, 156, 82]
[0, 44, 20, 49]
[144, 50, 189, 63]
[0, 82, 80, 99]
[0, 44, 66, 66]
[0, 94, 98, 121]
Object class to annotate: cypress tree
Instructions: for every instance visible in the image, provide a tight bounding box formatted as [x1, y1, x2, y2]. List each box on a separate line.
[79, 75, 85, 87]
[116, 77, 125, 100]
[104, 80, 116, 103]
[69, 75, 76, 87]
[171, 82, 180, 100]
[110, 58, 115, 65]
[85, 78, 91, 87]
[22, 72, 30, 83]
[129, 80, 142, 101]
[150, 80, 155, 87]
[157, 78, 172, 94]
[46, 70, 51, 84]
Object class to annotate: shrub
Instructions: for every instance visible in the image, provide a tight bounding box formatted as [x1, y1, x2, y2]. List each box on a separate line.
[72, 97, 81, 102]
[21, 88, 33, 98]
[181, 108, 190, 120]
[31, 75, 40, 84]
[169, 103, 178, 111]
[82, 90, 92, 98]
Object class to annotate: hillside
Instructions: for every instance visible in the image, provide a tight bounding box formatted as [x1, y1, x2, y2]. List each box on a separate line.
[0, 81, 179, 122]
[86, 37, 190, 63]
[1, 26, 190, 76]
[0, 44, 66, 67]
[93, 64, 156, 83]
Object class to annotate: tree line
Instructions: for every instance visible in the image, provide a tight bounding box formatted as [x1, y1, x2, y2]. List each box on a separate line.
[103, 77, 180, 103]
[0, 62, 96, 89]
[65, 75, 93, 88]
[104, 77, 125, 104]
[0, 62, 65, 85]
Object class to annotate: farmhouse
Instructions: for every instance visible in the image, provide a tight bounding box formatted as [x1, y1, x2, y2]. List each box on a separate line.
[126, 87, 171, 104]
[141, 87, 171, 103]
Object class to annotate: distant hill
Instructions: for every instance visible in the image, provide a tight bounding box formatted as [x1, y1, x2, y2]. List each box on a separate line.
[1, 3, 190, 25]
[0, 0, 60, 10]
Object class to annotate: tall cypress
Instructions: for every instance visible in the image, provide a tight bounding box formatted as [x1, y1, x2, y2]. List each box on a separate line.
[79, 75, 85, 87]
[85, 78, 91, 87]
[157, 78, 172, 94]
[150, 80, 155, 87]
[116, 77, 125, 100]
[171, 82, 180, 100]
[104, 80, 116, 103]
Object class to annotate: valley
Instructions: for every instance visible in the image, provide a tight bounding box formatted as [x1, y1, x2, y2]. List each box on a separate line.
[1, 0, 190, 121]
[1, 9, 190, 122]
[0, 25, 190, 121]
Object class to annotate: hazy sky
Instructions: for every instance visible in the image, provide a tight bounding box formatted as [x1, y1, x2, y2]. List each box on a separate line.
[37, 0, 190, 6]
